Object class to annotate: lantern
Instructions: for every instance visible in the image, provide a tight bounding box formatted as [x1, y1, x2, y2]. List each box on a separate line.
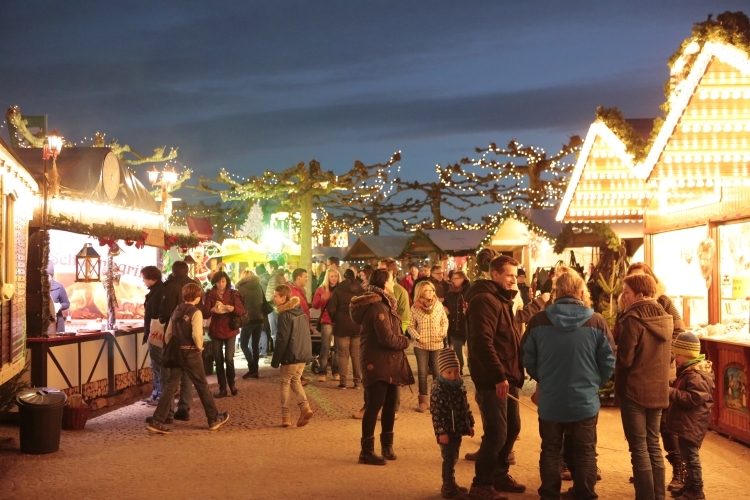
[76, 243, 101, 282]
[183, 254, 197, 279]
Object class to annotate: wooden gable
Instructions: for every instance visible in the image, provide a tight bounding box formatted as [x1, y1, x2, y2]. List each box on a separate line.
[557, 121, 650, 224]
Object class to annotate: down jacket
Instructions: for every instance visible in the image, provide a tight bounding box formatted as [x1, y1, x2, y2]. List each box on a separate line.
[615, 298, 673, 408]
[430, 379, 474, 442]
[350, 290, 411, 388]
[237, 275, 265, 325]
[327, 277, 365, 337]
[665, 359, 715, 447]
[271, 296, 312, 367]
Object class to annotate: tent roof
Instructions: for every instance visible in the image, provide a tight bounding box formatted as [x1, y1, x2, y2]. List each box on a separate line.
[422, 229, 488, 256]
[344, 235, 410, 260]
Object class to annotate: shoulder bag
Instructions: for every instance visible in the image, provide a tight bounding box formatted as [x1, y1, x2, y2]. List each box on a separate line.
[261, 294, 274, 316]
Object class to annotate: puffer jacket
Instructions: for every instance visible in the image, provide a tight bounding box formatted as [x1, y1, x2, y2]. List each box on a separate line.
[271, 296, 312, 367]
[237, 276, 265, 325]
[430, 379, 475, 442]
[665, 359, 715, 446]
[203, 287, 246, 340]
[445, 281, 470, 342]
[312, 284, 337, 325]
[465, 279, 523, 390]
[616, 298, 673, 408]
[350, 290, 411, 387]
[327, 277, 365, 337]
[265, 269, 286, 301]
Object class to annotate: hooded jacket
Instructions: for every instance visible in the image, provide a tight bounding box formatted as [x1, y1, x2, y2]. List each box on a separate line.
[265, 269, 286, 302]
[350, 290, 411, 387]
[616, 298, 674, 408]
[524, 297, 615, 422]
[445, 281, 470, 341]
[237, 275, 265, 325]
[665, 359, 715, 446]
[327, 277, 365, 337]
[203, 286, 246, 340]
[271, 296, 312, 367]
[465, 279, 523, 390]
[159, 273, 200, 325]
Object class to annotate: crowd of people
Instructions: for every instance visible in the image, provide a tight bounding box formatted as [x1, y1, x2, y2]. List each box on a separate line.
[137, 251, 714, 500]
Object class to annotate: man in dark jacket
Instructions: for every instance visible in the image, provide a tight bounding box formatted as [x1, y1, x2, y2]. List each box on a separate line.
[465, 255, 526, 498]
[524, 272, 615, 500]
[237, 272, 265, 378]
[140, 266, 165, 406]
[411, 265, 448, 303]
[328, 269, 366, 390]
[157, 261, 199, 421]
[271, 284, 313, 428]
[617, 273, 673, 500]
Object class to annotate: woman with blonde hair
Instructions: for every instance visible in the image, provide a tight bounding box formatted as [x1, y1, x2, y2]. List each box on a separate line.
[408, 280, 448, 412]
[312, 268, 342, 382]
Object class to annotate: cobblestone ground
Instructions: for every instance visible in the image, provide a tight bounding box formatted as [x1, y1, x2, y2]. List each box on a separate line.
[1, 349, 749, 499]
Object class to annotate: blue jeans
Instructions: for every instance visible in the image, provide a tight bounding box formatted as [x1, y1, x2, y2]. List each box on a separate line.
[319, 324, 338, 375]
[440, 436, 463, 483]
[152, 344, 192, 415]
[620, 396, 665, 500]
[413, 346, 440, 396]
[539, 415, 599, 500]
[148, 344, 163, 399]
[678, 438, 703, 492]
[473, 386, 520, 487]
[239, 323, 263, 374]
[448, 337, 466, 374]
[212, 336, 237, 389]
[268, 310, 278, 348]
[153, 349, 218, 424]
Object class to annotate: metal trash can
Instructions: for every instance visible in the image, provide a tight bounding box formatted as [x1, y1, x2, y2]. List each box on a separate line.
[16, 388, 68, 454]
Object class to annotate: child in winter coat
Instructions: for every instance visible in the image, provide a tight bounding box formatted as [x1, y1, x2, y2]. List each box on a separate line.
[431, 348, 475, 499]
[665, 332, 714, 500]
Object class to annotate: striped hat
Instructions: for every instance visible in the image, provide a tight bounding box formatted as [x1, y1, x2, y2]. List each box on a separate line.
[673, 332, 701, 359]
[437, 348, 460, 375]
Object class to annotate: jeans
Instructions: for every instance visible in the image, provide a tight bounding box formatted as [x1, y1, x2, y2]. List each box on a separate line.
[148, 344, 164, 399]
[448, 337, 466, 374]
[268, 311, 278, 348]
[279, 362, 308, 417]
[620, 396, 665, 500]
[239, 323, 263, 374]
[362, 381, 398, 438]
[318, 324, 338, 375]
[153, 349, 218, 424]
[539, 415, 599, 500]
[336, 336, 361, 387]
[440, 436, 463, 483]
[473, 386, 520, 487]
[212, 336, 237, 389]
[661, 429, 681, 464]
[678, 438, 703, 491]
[414, 346, 440, 395]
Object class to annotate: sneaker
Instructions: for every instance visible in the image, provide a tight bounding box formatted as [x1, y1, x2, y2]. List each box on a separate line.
[493, 474, 526, 493]
[352, 408, 365, 419]
[317, 375, 326, 382]
[333, 374, 340, 381]
[353, 383, 361, 389]
[242, 371, 258, 379]
[337, 384, 347, 390]
[468, 485, 507, 500]
[465, 451, 479, 461]
[173, 409, 190, 422]
[144, 416, 173, 424]
[141, 396, 158, 405]
[146, 421, 172, 434]
[208, 412, 229, 431]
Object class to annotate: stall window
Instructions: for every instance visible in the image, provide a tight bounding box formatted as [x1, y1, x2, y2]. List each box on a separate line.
[718, 220, 750, 340]
[652, 226, 709, 327]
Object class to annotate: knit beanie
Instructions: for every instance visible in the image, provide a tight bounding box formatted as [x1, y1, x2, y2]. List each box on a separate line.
[673, 332, 701, 359]
[437, 348, 460, 375]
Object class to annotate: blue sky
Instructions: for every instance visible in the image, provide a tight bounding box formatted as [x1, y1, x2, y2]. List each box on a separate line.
[1, 1, 746, 230]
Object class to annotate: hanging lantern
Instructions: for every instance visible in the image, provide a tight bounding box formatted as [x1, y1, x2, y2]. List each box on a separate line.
[76, 243, 101, 282]
[183, 254, 197, 279]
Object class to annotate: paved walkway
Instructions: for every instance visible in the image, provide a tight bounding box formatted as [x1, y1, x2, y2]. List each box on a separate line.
[1, 350, 749, 499]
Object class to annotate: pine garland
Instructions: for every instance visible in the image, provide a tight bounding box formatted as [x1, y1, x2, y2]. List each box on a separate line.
[553, 223, 620, 254]
[595, 106, 651, 163]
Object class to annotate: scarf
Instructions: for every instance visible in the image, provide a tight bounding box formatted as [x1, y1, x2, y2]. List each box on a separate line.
[368, 285, 400, 319]
[437, 375, 464, 388]
[680, 354, 706, 369]
[417, 296, 436, 314]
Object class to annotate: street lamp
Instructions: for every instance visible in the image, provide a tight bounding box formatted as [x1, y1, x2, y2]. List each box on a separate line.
[41, 129, 63, 231]
[148, 165, 179, 216]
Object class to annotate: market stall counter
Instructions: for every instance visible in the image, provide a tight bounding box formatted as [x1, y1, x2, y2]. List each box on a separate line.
[26, 322, 150, 401]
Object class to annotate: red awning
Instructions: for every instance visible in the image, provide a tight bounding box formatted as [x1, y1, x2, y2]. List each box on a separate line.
[186, 216, 214, 239]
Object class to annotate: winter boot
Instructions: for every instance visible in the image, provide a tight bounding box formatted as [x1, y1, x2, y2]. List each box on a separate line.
[358, 436, 386, 465]
[281, 415, 292, 427]
[381, 432, 397, 460]
[668, 460, 686, 492]
[297, 403, 313, 427]
[676, 487, 705, 500]
[416, 394, 430, 412]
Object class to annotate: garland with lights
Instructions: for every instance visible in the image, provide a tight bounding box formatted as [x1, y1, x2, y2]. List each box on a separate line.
[48, 214, 203, 250]
[553, 223, 620, 254]
[594, 106, 652, 163]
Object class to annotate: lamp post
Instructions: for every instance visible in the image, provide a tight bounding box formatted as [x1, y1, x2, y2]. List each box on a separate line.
[148, 165, 179, 220]
[40, 130, 63, 336]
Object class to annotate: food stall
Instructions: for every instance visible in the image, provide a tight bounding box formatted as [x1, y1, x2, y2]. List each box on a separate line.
[14, 147, 199, 402]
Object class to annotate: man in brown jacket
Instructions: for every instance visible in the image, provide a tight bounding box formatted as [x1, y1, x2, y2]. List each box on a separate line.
[465, 255, 530, 500]
[616, 273, 673, 500]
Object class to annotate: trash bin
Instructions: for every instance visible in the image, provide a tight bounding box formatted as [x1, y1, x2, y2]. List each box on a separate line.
[16, 388, 68, 454]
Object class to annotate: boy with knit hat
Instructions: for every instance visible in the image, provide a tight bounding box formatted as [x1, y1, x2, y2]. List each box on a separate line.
[431, 348, 475, 499]
[665, 332, 714, 500]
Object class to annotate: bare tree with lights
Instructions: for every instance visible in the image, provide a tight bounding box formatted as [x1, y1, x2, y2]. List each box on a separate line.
[194, 153, 401, 297]
[324, 193, 425, 236]
[462, 136, 583, 210]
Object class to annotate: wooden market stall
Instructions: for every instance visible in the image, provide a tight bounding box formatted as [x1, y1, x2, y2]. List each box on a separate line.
[0, 139, 39, 386]
[344, 235, 411, 266]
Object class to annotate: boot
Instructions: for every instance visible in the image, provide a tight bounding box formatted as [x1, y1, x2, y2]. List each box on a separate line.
[352, 406, 365, 419]
[358, 436, 386, 465]
[214, 387, 227, 398]
[416, 394, 430, 413]
[668, 461, 686, 492]
[297, 404, 313, 427]
[381, 432, 397, 460]
[676, 488, 705, 500]
[281, 415, 292, 427]
[652, 467, 666, 500]
[440, 480, 468, 499]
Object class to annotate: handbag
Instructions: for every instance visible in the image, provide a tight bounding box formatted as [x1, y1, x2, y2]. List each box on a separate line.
[147, 319, 165, 348]
[228, 311, 250, 330]
[261, 295, 274, 316]
[162, 338, 183, 368]
[400, 354, 416, 386]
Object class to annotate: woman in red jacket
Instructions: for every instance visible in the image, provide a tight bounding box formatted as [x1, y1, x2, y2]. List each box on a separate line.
[203, 271, 246, 398]
[312, 268, 341, 382]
